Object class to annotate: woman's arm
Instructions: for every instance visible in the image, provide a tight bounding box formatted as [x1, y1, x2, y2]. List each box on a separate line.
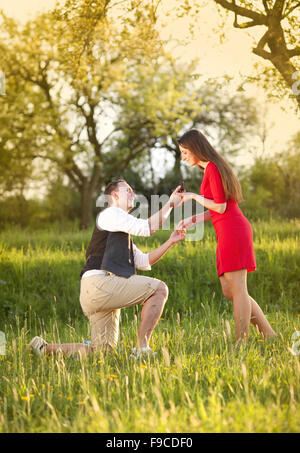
[177, 210, 211, 230]
[181, 192, 227, 214]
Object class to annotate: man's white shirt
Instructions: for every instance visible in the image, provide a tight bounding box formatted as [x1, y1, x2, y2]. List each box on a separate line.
[82, 207, 151, 279]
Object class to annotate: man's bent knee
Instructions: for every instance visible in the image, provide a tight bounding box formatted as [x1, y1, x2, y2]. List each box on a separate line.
[155, 281, 169, 300]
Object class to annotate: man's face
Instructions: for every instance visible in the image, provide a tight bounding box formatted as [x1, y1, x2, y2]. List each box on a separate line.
[113, 182, 135, 211]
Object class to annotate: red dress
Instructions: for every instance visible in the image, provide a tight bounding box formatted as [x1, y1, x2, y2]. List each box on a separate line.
[200, 162, 256, 277]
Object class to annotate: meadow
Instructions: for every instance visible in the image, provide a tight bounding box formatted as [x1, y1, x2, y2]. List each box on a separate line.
[0, 219, 299, 433]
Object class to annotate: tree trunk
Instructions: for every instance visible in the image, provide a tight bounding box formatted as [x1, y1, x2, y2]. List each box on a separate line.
[80, 183, 94, 230]
[173, 147, 183, 181]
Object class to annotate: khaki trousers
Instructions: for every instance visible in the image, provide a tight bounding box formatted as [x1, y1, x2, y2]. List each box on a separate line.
[80, 273, 161, 349]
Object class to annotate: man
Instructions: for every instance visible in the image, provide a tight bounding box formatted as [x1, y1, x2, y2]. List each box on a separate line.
[28, 180, 185, 358]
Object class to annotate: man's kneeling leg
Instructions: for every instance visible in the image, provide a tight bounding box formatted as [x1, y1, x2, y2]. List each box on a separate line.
[137, 281, 169, 348]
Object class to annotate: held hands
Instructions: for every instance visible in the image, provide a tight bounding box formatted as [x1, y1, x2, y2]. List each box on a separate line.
[169, 189, 194, 208]
[178, 192, 194, 203]
[169, 185, 184, 208]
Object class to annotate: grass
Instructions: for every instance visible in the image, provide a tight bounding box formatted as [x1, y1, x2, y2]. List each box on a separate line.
[0, 219, 299, 433]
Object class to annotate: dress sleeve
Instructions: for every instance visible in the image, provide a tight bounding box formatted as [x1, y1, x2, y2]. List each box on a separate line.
[208, 163, 227, 203]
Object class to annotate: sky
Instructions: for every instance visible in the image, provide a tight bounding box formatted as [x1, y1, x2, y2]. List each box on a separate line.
[0, 0, 299, 172]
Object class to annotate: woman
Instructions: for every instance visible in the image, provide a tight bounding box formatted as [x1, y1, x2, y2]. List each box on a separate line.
[177, 129, 276, 342]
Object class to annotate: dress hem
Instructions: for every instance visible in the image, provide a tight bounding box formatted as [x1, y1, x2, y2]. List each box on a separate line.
[217, 266, 256, 277]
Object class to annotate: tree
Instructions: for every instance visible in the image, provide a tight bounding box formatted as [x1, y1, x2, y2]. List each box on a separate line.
[114, 71, 259, 188]
[240, 132, 300, 219]
[0, 0, 264, 229]
[0, 1, 167, 228]
[213, 1, 300, 109]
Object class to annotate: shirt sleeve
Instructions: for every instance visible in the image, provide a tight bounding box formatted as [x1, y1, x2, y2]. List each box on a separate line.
[97, 207, 150, 236]
[132, 244, 151, 271]
[208, 163, 227, 203]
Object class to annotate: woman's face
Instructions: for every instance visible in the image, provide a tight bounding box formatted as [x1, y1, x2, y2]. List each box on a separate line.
[179, 145, 199, 167]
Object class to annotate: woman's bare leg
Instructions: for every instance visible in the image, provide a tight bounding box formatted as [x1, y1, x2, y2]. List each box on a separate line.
[220, 275, 276, 339]
[223, 270, 251, 341]
[248, 296, 276, 338]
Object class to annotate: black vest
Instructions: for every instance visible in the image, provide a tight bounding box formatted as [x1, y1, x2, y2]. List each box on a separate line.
[80, 225, 136, 278]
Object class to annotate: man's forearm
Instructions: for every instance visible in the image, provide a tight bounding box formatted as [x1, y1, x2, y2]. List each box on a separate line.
[148, 238, 173, 266]
[148, 201, 173, 235]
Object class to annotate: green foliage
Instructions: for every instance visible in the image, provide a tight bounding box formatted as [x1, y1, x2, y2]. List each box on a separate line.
[0, 221, 299, 432]
[0, 1, 172, 227]
[241, 137, 300, 220]
[211, 0, 300, 107]
[0, 220, 299, 322]
[0, 0, 261, 229]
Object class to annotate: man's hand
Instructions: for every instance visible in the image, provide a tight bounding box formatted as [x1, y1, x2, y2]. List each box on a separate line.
[169, 228, 186, 245]
[148, 228, 186, 266]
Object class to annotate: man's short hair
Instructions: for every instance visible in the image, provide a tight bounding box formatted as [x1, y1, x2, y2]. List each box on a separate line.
[104, 179, 127, 196]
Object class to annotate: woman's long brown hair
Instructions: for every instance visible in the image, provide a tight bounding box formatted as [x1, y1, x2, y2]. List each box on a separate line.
[177, 129, 243, 202]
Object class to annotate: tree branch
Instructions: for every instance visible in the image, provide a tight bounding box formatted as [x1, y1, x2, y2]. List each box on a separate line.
[30, 152, 82, 189]
[283, 1, 300, 18]
[75, 100, 102, 158]
[273, 0, 286, 19]
[214, 0, 267, 25]
[253, 30, 272, 60]
[287, 46, 300, 57]
[262, 0, 270, 13]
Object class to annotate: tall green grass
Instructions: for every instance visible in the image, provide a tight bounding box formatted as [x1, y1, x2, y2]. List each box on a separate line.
[0, 219, 299, 432]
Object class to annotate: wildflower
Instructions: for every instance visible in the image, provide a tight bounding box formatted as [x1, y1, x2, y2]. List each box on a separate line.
[76, 401, 85, 405]
[140, 365, 147, 369]
[58, 394, 63, 398]
[67, 396, 73, 401]
[21, 396, 29, 401]
[106, 374, 118, 380]
[98, 360, 103, 364]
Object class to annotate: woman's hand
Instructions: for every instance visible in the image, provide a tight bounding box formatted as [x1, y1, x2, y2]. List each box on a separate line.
[178, 192, 194, 204]
[169, 228, 186, 245]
